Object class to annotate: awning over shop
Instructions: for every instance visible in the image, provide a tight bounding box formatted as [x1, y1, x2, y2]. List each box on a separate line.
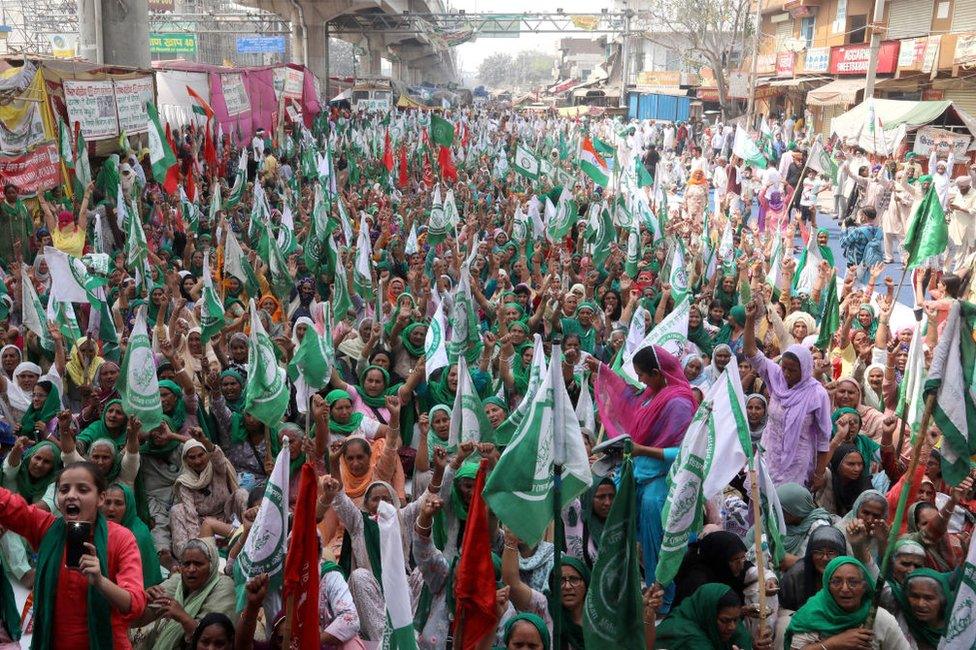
[767, 75, 831, 87]
[806, 77, 864, 106]
[830, 98, 976, 147]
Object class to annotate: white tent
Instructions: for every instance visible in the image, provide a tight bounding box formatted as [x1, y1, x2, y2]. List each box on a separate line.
[830, 98, 976, 153]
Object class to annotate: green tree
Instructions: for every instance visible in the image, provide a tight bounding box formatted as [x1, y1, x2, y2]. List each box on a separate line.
[478, 53, 515, 89]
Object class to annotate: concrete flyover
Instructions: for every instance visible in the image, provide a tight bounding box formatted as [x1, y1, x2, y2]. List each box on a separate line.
[234, 0, 458, 93]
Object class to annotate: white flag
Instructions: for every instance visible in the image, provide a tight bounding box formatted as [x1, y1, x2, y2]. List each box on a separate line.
[425, 296, 449, 381]
[622, 296, 691, 382]
[239, 445, 290, 592]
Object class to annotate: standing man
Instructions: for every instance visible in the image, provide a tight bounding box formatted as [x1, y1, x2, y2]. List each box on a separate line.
[0, 184, 33, 266]
[947, 175, 976, 268]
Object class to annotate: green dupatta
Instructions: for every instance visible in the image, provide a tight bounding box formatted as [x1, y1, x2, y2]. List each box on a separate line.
[655, 582, 753, 650]
[15, 441, 62, 505]
[114, 483, 163, 587]
[20, 383, 61, 440]
[76, 399, 127, 451]
[784, 556, 874, 650]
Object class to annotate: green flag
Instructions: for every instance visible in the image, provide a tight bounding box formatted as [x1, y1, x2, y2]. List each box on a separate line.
[815, 274, 840, 350]
[429, 114, 455, 147]
[199, 251, 225, 343]
[330, 234, 353, 320]
[513, 143, 541, 180]
[447, 356, 492, 446]
[583, 454, 645, 649]
[755, 451, 787, 568]
[903, 186, 948, 269]
[591, 136, 614, 156]
[265, 222, 293, 303]
[427, 186, 450, 244]
[668, 238, 689, 304]
[223, 229, 260, 298]
[145, 101, 177, 183]
[636, 161, 654, 188]
[587, 202, 616, 268]
[21, 265, 53, 353]
[353, 215, 374, 300]
[289, 302, 335, 390]
[483, 344, 592, 547]
[244, 299, 289, 428]
[624, 222, 640, 278]
[494, 336, 545, 447]
[116, 305, 163, 431]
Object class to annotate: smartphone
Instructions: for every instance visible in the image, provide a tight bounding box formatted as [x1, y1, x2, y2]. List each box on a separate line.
[65, 521, 92, 569]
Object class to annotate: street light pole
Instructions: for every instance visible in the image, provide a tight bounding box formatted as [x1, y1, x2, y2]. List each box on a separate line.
[745, 0, 762, 128]
[863, 0, 886, 98]
[620, 6, 632, 108]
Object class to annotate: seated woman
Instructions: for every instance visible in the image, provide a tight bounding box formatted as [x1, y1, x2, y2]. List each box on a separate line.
[816, 444, 872, 516]
[778, 526, 847, 620]
[0, 461, 147, 649]
[785, 556, 909, 649]
[655, 583, 772, 650]
[140, 417, 187, 571]
[778, 483, 835, 569]
[169, 430, 247, 558]
[501, 613, 550, 650]
[101, 482, 163, 588]
[18, 380, 61, 442]
[76, 399, 129, 452]
[889, 568, 949, 650]
[671, 531, 749, 609]
[135, 537, 236, 650]
[880, 538, 928, 613]
[322, 389, 396, 443]
[60, 411, 141, 486]
[836, 489, 889, 576]
[905, 501, 965, 572]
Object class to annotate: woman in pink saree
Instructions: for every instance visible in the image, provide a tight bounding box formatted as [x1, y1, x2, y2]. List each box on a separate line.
[589, 345, 697, 610]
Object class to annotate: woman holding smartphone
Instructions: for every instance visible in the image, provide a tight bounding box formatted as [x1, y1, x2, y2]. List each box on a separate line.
[0, 459, 146, 649]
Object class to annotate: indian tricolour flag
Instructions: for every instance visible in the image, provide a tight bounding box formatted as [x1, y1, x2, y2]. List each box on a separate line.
[579, 136, 609, 187]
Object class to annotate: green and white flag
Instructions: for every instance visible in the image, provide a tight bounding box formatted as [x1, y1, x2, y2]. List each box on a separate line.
[448, 267, 480, 363]
[766, 234, 785, 289]
[199, 251, 224, 343]
[717, 220, 734, 260]
[239, 444, 290, 593]
[425, 295, 449, 381]
[405, 222, 419, 255]
[754, 450, 786, 568]
[448, 355, 491, 446]
[807, 137, 838, 184]
[583, 455, 644, 650]
[732, 125, 767, 170]
[222, 151, 246, 210]
[620, 296, 691, 383]
[116, 306, 163, 431]
[179, 187, 201, 230]
[124, 196, 150, 269]
[513, 143, 540, 179]
[145, 101, 177, 183]
[43, 246, 104, 309]
[244, 299, 290, 428]
[207, 180, 221, 225]
[224, 228, 260, 297]
[656, 365, 751, 584]
[587, 202, 616, 268]
[354, 215, 374, 300]
[903, 186, 948, 269]
[792, 231, 824, 295]
[494, 335, 546, 447]
[624, 222, 640, 278]
[290, 302, 335, 391]
[898, 319, 928, 441]
[427, 185, 449, 244]
[925, 300, 976, 485]
[546, 186, 577, 242]
[48, 299, 81, 346]
[668, 239, 689, 304]
[377, 500, 418, 649]
[265, 222, 292, 302]
[443, 189, 460, 228]
[429, 114, 455, 147]
[21, 266, 53, 352]
[940, 531, 976, 649]
[483, 342, 592, 547]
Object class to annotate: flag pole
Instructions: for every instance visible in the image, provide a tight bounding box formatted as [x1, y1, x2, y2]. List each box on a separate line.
[550, 336, 565, 650]
[867, 392, 937, 625]
[748, 456, 768, 639]
[894, 303, 922, 457]
[282, 592, 296, 649]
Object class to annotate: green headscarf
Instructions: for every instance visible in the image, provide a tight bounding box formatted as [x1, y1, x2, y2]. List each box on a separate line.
[426, 405, 454, 463]
[399, 322, 426, 358]
[358, 365, 392, 409]
[76, 399, 128, 451]
[111, 482, 163, 587]
[559, 557, 591, 650]
[325, 389, 364, 435]
[450, 460, 480, 522]
[784, 556, 874, 650]
[15, 440, 62, 504]
[502, 612, 550, 650]
[890, 568, 950, 647]
[792, 229, 836, 288]
[158, 379, 187, 431]
[655, 583, 753, 650]
[88, 439, 123, 484]
[687, 313, 715, 357]
[20, 381, 61, 440]
[428, 365, 457, 408]
[775, 483, 835, 555]
[219, 369, 245, 413]
[831, 407, 879, 478]
[511, 342, 533, 397]
[714, 306, 746, 346]
[33, 513, 113, 649]
[139, 415, 182, 458]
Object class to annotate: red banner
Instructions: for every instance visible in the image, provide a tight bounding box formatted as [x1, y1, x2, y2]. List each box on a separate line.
[0, 142, 60, 195]
[776, 51, 796, 77]
[829, 41, 901, 75]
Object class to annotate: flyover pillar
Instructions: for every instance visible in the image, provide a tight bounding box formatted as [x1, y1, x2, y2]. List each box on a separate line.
[306, 25, 330, 97]
[77, 0, 149, 67]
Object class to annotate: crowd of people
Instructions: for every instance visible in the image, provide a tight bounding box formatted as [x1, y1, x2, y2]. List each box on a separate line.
[0, 99, 972, 650]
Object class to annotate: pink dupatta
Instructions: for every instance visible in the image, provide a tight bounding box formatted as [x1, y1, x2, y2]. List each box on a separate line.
[594, 345, 697, 447]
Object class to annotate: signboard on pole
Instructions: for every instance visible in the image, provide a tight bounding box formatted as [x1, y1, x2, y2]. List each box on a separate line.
[113, 77, 155, 134]
[272, 67, 305, 100]
[221, 74, 251, 116]
[0, 142, 61, 195]
[150, 33, 198, 55]
[727, 72, 751, 99]
[236, 36, 286, 53]
[63, 79, 119, 140]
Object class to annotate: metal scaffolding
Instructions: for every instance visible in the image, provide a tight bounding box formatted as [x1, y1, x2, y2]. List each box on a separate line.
[326, 11, 630, 36]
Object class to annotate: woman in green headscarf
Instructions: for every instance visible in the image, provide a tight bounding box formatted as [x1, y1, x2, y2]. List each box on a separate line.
[831, 407, 879, 477]
[853, 303, 880, 338]
[139, 537, 236, 649]
[323, 388, 386, 441]
[714, 274, 740, 312]
[158, 379, 188, 433]
[145, 283, 172, 329]
[76, 399, 128, 451]
[3, 439, 61, 506]
[890, 567, 950, 649]
[785, 556, 906, 649]
[19, 380, 60, 441]
[559, 302, 598, 354]
[483, 396, 509, 428]
[218, 370, 245, 413]
[416, 404, 454, 474]
[687, 304, 715, 357]
[714, 305, 747, 354]
[655, 583, 755, 649]
[775, 483, 836, 564]
[500, 612, 550, 650]
[792, 229, 836, 296]
[102, 483, 163, 587]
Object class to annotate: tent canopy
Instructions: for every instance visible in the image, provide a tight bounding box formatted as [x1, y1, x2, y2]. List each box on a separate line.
[806, 78, 864, 107]
[830, 98, 976, 146]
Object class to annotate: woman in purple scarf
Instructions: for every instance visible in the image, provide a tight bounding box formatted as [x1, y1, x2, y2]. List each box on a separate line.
[744, 299, 832, 489]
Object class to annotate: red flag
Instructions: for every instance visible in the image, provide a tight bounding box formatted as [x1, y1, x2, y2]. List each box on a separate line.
[437, 145, 457, 183]
[186, 85, 215, 119]
[282, 463, 321, 649]
[382, 129, 394, 173]
[397, 144, 409, 188]
[162, 123, 180, 195]
[203, 119, 217, 172]
[453, 459, 498, 649]
[184, 170, 196, 204]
